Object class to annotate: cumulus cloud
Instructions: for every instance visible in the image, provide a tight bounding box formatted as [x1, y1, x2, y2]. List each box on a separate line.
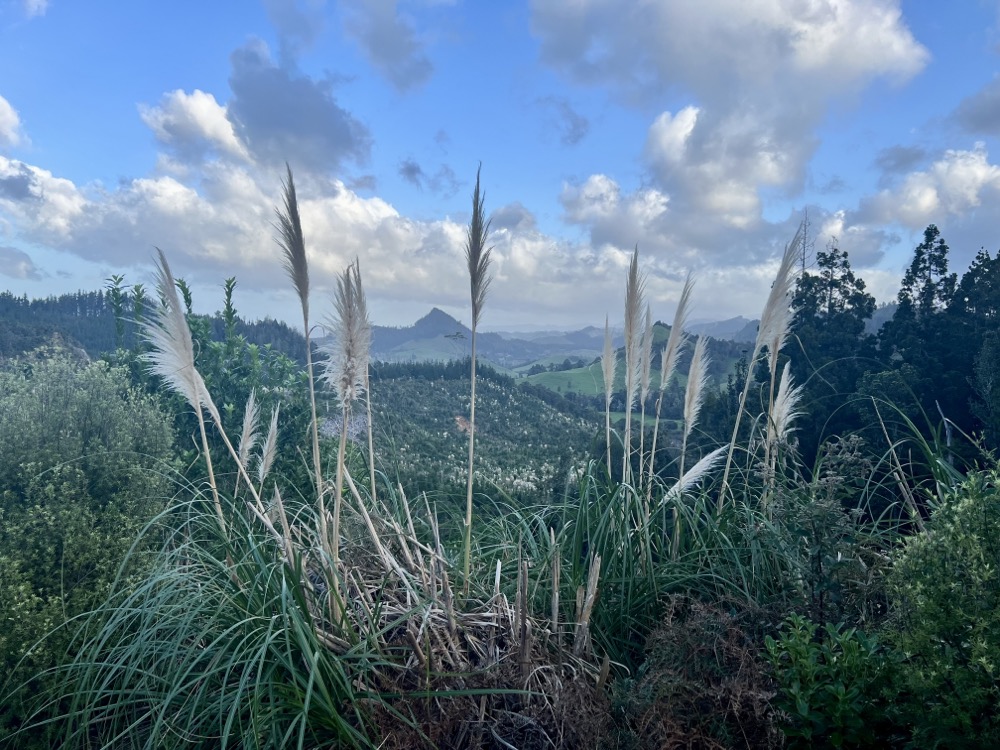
[0, 245, 42, 279]
[860, 143, 1000, 228]
[491, 202, 537, 232]
[342, 0, 433, 91]
[534, 0, 928, 231]
[0, 95, 28, 149]
[532, 0, 926, 100]
[0, 158, 86, 240]
[140, 89, 249, 161]
[262, 0, 326, 66]
[874, 145, 927, 179]
[0, 148, 900, 327]
[953, 76, 1000, 135]
[226, 38, 371, 174]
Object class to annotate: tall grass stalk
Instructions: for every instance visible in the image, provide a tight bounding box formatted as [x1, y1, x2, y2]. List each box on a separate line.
[236, 388, 261, 495]
[275, 167, 326, 548]
[463, 164, 493, 594]
[718, 227, 801, 510]
[321, 259, 371, 570]
[601, 315, 618, 476]
[142, 249, 227, 535]
[601, 315, 617, 476]
[649, 275, 692, 492]
[674, 335, 709, 558]
[622, 247, 645, 484]
[638, 305, 654, 479]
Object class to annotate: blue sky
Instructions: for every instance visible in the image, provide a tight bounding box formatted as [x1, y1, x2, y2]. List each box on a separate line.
[2, 0, 1000, 329]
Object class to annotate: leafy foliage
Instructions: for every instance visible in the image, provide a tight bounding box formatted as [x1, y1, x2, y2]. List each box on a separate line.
[765, 614, 897, 748]
[886, 470, 1000, 748]
[0, 352, 174, 746]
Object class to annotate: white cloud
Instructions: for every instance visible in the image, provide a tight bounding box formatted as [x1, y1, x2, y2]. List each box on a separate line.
[23, 0, 48, 19]
[535, 0, 928, 230]
[532, 0, 927, 100]
[139, 90, 249, 161]
[0, 95, 27, 149]
[863, 144, 1000, 227]
[342, 0, 433, 91]
[0, 245, 41, 279]
[0, 157, 86, 239]
[646, 107, 699, 166]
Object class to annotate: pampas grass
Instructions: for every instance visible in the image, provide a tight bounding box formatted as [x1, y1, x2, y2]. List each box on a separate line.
[622, 247, 645, 484]
[767, 362, 803, 450]
[671, 334, 710, 557]
[719, 228, 802, 510]
[463, 164, 493, 594]
[638, 305, 654, 478]
[236, 388, 260, 493]
[649, 275, 692, 490]
[679, 335, 709, 481]
[258, 403, 280, 490]
[142, 249, 227, 534]
[321, 259, 372, 568]
[274, 166, 327, 545]
[601, 315, 617, 476]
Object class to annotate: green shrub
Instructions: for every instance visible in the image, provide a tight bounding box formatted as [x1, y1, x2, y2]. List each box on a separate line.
[0, 353, 174, 747]
[886, 469, 1000, 748]
[765, 614, 896, 748]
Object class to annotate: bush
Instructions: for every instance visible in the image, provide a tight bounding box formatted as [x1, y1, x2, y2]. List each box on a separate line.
[0, 352, 175, 747]
[886, 469, 1000, 748]
[610, 596, 782, 749]
[765, 614, 898, 748]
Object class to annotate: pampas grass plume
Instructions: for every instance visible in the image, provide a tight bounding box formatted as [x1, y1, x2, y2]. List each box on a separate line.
[142, 249, 220, 424]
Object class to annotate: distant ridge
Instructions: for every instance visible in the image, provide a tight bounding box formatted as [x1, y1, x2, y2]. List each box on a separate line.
[686, 316, 758, 343]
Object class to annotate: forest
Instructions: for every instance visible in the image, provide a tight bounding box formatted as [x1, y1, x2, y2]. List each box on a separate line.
[1, 165, 999, 748]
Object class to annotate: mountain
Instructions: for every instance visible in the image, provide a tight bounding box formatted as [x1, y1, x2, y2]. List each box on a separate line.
[368, 309, 616, 367]
[686, 316, 758, 343]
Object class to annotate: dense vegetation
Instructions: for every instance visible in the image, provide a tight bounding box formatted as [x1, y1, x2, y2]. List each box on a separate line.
[2, 165, 1000, 749]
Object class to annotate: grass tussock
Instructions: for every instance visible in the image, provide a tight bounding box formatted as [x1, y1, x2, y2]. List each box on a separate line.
[11, 189, 984, 749]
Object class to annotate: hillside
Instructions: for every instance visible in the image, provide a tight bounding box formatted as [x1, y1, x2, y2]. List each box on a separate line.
[366, 362, 599, 504]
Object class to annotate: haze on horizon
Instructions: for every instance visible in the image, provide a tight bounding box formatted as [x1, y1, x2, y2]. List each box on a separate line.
[1, 1, 999, 330]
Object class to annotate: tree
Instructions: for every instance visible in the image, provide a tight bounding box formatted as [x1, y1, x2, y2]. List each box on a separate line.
[789, 238, 876, 463]
[878, 225, 968, 446]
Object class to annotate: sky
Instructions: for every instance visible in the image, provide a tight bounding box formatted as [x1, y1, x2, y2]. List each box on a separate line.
[1, 0, 1000, 330]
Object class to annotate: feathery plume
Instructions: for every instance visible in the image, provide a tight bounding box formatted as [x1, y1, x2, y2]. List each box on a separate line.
[142, 249, 225, 534]
[323, 259, 372, 569]
[755, 226, 802, 371]
[649, 275, 693, 493]
[682, 336, 709, 445]
[662, 445, 727, 505]
[257, 404, 280, 487]
[638, 305, 654, 477]
[601, 315, 617, 475]
[237, 388, 261, 473]
[463, 164, 494, 594]
[621, 246, 645, 483]
[142, 250, 220, 424]
[768, 361, 804, 448]
[660, 275, 692, 393]
[679, 335, 710, 481]
[639, 305, 654, 406]
[719, 226, 802, 510]
[466, 164, 494, 329]
[321, 260, 372, 407]
[276, 164, 309, 324]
